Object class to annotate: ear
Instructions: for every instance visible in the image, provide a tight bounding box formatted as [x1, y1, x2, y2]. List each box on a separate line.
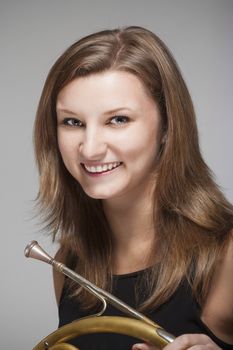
[161, 134, 167, 144]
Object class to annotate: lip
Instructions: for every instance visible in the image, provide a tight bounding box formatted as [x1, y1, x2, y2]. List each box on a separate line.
[81, 162, 123, 177]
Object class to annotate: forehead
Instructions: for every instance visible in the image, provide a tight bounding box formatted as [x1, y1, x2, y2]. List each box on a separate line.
[56, 71, 156, 113]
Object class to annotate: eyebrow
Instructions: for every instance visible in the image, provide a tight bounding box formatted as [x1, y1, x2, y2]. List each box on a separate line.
[56, 107, 133, 116]
[56, 109, 78, 116]
[103, 107, 133, 115]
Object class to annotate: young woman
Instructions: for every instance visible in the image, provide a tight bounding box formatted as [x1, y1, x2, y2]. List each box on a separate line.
[34, 26, 233, 350]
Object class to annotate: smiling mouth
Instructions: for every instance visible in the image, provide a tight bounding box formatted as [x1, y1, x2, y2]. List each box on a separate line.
[81, 162, 122, 174]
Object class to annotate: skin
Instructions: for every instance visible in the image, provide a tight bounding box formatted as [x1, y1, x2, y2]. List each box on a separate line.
[54, 71, 233, 349]
[56, 71, 162, 203]
[57, 71, 161, 273]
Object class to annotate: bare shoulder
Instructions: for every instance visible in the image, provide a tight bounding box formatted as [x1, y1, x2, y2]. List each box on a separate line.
[53, 248, 66, 305]
[201, 232, 233, 343]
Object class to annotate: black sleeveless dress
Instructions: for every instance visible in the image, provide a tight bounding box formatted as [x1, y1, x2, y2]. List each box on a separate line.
[58, 270, 233, 350]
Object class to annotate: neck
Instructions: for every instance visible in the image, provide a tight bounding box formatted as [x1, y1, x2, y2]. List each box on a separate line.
[102, 181, 156, 274]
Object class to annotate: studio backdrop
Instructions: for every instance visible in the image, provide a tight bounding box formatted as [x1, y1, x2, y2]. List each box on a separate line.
[0, 1, 232, 349]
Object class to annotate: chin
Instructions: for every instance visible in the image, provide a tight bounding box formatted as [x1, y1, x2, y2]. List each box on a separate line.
[82, 182, 127, 200]
[83, 188, 113, 200]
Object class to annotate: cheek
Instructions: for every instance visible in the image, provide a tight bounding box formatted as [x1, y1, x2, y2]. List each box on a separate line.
[57, 133, 77, 165]
[120, 127, 160, 162]
[57, 138, 68, 161]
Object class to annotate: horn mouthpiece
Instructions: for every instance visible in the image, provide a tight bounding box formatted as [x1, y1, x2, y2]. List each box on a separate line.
[24, 240, 53, 265]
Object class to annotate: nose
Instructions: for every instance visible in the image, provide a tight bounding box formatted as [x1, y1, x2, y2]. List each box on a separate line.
[79, 126, 107, 161]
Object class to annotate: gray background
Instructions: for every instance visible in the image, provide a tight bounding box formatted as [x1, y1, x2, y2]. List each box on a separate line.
[1, 0, 232, 349]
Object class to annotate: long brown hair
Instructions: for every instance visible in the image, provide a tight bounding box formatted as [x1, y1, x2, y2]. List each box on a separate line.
[34, 26, 233, 310]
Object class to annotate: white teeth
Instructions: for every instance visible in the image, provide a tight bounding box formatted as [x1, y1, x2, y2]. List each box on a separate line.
[83, 162, 121, 173]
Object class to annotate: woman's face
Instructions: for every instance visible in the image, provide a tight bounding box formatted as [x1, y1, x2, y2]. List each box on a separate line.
[56, 71, 163, 201]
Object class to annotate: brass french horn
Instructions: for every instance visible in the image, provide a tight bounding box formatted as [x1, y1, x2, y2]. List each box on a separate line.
[25, 241, 175, 350]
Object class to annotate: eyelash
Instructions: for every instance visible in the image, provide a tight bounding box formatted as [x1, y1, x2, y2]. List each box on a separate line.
[62, 115, 130, 127]
[63, 118, 83, 127]
[109, 115, 129, 125]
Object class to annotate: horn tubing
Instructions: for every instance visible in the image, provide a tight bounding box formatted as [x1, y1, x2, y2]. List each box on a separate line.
[24, 241, 175, 344]
[33, 316, 169, 350]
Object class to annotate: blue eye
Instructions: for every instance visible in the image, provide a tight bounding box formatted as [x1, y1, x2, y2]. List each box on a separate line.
[63, 118, 83, 127]
[110, 115, 129, 125]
